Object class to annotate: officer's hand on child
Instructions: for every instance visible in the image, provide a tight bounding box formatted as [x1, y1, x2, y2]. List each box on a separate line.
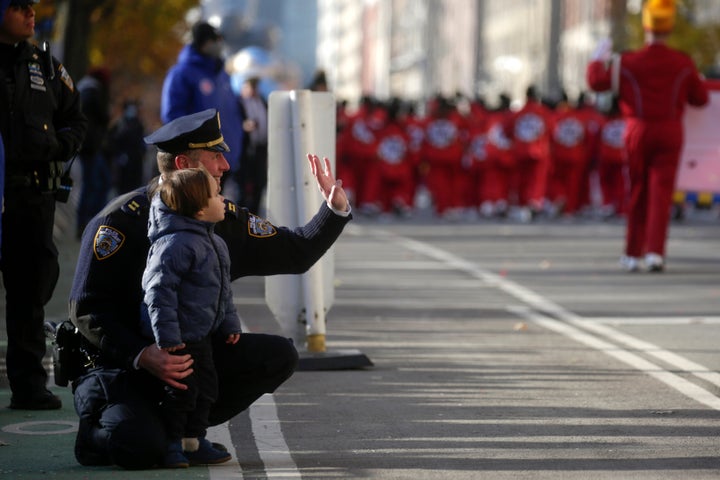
[307, 153, 349, 213]
[138, 344, 194, 390]
[163, 343, 186, 353]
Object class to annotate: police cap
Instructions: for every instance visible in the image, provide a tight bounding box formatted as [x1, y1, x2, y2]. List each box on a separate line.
[143, 109, 230, 155]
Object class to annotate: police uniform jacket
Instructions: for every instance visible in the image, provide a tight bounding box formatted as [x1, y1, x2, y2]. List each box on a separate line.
[141, 194, 242, 349]
[0, 40, 86, 190]
[69, 182, 351, 368]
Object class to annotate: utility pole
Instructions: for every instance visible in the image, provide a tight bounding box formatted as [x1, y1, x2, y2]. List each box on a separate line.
[546, 0, 563, 99]
[610, 0, 628, 50]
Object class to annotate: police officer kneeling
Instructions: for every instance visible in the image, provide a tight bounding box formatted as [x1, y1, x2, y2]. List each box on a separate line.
[68, 108, 352, 469]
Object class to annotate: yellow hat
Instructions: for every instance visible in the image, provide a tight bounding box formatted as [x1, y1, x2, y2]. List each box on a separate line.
[642, 0, 676, 33]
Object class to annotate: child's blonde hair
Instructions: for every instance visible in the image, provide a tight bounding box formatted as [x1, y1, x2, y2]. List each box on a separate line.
[159, 167, 214, 218]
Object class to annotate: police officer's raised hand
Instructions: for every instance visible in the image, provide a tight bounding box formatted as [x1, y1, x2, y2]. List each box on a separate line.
[137, 344, 194, 390]
[307, 154, 349, 213]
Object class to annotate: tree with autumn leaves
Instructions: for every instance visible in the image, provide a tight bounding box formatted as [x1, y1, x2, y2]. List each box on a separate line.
[37, 0, 198, 127]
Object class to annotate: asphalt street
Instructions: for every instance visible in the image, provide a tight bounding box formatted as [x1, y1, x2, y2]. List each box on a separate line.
[1, 204, 719, 479]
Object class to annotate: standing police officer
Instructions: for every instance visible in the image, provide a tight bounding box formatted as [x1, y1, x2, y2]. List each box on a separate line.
[68, 109, 351, 469]
[0, 0, 87, 409]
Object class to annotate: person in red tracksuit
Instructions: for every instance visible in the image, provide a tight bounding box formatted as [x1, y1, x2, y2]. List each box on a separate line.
[482, 94, 515, 217]
[460, 98, 490, 213]
[586, 0, 709, 272]
[337, 96, 382, 209]
[596, 100, 628, 218]
[361, 99, 415, 216]
[575, 92, 605, 213]
[548, 94, 590, 217]
[506, 85, 552, 221]
[420, 96, 467, 217]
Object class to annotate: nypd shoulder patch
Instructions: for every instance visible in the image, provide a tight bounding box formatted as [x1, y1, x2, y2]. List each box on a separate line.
[94, 226, 125, 260]
[248, 214, 277, 238]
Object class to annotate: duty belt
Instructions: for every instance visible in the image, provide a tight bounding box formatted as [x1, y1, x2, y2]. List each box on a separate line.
[6, 174, 36, 188]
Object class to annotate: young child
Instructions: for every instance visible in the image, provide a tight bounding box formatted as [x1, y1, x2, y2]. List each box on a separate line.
[141, 167, 241, 468]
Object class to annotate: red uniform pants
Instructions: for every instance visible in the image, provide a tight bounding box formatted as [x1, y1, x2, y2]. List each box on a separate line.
[624, 119, 683, 257]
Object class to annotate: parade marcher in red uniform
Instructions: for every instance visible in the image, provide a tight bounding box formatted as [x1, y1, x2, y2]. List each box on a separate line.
[482, 94, 515, 217]
[596, 99, 628, 218]
[337, 95, 381, 209]
[547, 93, 590, 216]
[402, 101, 425, 209]
[361, 98, 415, 216]
[420, 95, 467, 217]
[586, 0, 709, 272]
[459, 97, 490, 214]
[575, 92, 605, 214]
[506, 85, 552, 221]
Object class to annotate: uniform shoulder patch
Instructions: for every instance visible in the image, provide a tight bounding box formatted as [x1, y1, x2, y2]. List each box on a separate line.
[58, 63, 74, 92]
[247, 214, 278, 238]
[121, 194, 149, 217]
[94, 226, 125, 260]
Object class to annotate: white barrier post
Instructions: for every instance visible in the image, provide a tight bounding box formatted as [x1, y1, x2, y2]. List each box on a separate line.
[264, 90, 372, 369]
[265, 90, 335, 352]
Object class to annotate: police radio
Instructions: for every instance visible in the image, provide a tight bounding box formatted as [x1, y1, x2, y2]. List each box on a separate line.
[41, 40, 55, 80]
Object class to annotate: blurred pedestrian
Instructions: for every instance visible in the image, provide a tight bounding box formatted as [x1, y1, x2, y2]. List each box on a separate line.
[161, 20, 245, 198]
[482, 94, 515, 218]
[596, 99, 628, 219]
[238, 76, 268, 215]
[506, 85, 552, 221]
[547, 92, 590, 217]
[108, 99, 147, 194]
[307, 69, 328, 92]
[361, 98, 415, 216]
[76, 66, 112, 238]
[0, 0, 87, 410]
[586, 0, 709, 272]
[420, 95, 467, 218]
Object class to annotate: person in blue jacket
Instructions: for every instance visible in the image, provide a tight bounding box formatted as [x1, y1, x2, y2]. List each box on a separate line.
[161, 21, 244, 185]
[141, 167, 241, 468]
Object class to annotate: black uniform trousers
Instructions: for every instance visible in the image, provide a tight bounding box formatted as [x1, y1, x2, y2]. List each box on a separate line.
[1, 187, 59, 397]
[161, 338, 217, 441]
[73, 332, 298, 469]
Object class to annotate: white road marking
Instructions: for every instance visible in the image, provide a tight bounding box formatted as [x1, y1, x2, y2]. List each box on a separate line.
[250, 394, 301, 478]
[206, 423, 243, 479]
[363, 227, 720, 411]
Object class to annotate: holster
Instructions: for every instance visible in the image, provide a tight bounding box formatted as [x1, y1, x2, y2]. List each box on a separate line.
[47, 320, 97, 387]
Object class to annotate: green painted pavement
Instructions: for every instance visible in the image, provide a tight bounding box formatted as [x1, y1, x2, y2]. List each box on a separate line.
[0, 386, 221, 479]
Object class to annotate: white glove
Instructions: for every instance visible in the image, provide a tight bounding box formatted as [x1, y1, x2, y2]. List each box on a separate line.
[591, 38, 613, 62]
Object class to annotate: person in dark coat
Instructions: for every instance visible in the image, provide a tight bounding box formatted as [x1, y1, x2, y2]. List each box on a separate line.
[107, 99, 147, 193]
[0, 0, 87, 410]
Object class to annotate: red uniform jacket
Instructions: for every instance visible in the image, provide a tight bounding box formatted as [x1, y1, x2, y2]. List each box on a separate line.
[550, 106, 588, 164]
[586, 43, 708, 122]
